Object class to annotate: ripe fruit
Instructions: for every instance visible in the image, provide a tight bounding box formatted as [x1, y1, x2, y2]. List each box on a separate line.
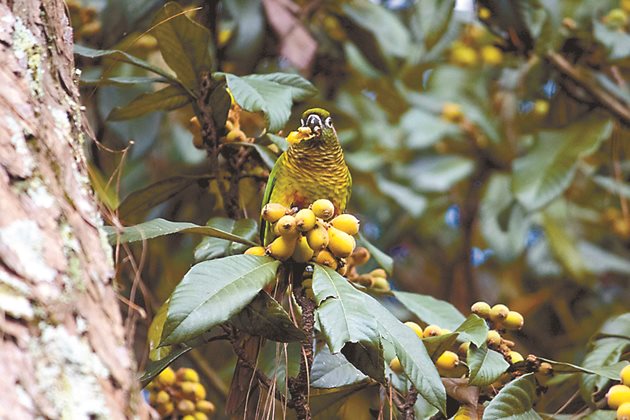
[450, 45, 478, 67]
[155, 390, 170, 404]
[157, 367, 176, 387]
[194, 413, 209, 420]
[618, 402, 630, 420]
[312, 199, 335, 220]
[315, 249, 338, 270]
[503, 311, 524, 330]
[295, 209, 316, 232]
[478, 6, 491, 19]
[275, 215, 298, 237]
[370, 268, 387, 278]
[306, 223, 329, 251]
[481, 45, 503, 65]
[436, 351, 459, 370]
[196, 400, 216, 414]
[266, 235, 297, 260]
[490, 304, 510, 322]
[390, 357, 403, 374]
[262, 203, 288, 223]
[225, 129, 247, 143]
[608, 384, 630, 409]
[442, 102, 463, 123]
[178, 399, 196, 415]
[454, 405, 474, 420]
[183, 415, 195, 420]
[331, 214, 360, 235]
[404, 321, 424, 338]
[157, 401, 174, 416]
[621, 365, 630, 386]
[471, 301, 491, 319]
[487, 330, 502, 347]
[508, 351, 524, 364]
[533, 100, 549, 117]
[604, 8, 628, 29]
[423, 325, 442, 338]
[458, 342, 470, 357]
[292, 236, 315, 263]
[244, 246, 266, 256]
[328, 226, 356, 258]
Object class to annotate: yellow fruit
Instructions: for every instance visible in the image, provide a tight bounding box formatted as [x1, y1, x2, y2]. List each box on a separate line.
[478, 6, 491, 19]
[261, 203, 288, 223]
[266, 235, 297, 261]
[350, 247, 370, 265]
[621, 365, 630, 386]
[503, 311, 524, 330]
[194, 412, 209, 420]
[286, 129, 312, 145]
[608, 385, 630, 409]
[315, 249, 338, 270]
[533, 100, 549, 117]
[293, 236, 315, 263]
[423, 325, 442, 338]
[481, 45, 503, 65]
[244, 246, 266, 256]
[450, 46, 478, 67]
[181, 382, 207, 400]
[458, 342, 470, 357]
[370, 268, 387, 278]
[436, 351, 459, 370]
[331, 214, 360, 235]
[471, 301, 491, 319]
[157, 401, 174, 416]
[155, 390, 170, 404]
[442, 102, 463, 123]
[487, 330, 502, 347]
[454, 405, 475, 420]
[275, 215, 298, 237]
[157, 367, 176, 387]
[183, 415, 195, 420]
[295, 209, 316, 232]
[605, 8, 628, 29]
[225, 120, 234, 131]
[490, 304, 510, 322]
[404, 321, 424, 338]
[370, 277, 390, 291]
[225, 129, 247, 143]
[178, 399, 196, 415]
[508, 351, 524, 364]
[306, 222, 329, 251]
[312, 199, 335, 220]
[618, 402, 630, 420]
[196, 400, 216, 414]
[390, 357, 403, 374]
[328, 226, 356, 258]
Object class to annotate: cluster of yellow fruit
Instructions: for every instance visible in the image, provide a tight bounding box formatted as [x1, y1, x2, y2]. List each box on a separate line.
[67, 0, 101, 39]
[189, 103, 250, 150]
[608, 365, 630, 420]
[603, 207, 630, 239]
[449, 23, 503, 68]
[245, 199, 360, 275]
[471, 301, 527, 364]
[345, 248, 390, 291]
[147, 367, 216, 419]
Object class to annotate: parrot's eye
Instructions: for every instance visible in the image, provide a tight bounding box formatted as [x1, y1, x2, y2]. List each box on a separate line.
[324, 116, 333, 128]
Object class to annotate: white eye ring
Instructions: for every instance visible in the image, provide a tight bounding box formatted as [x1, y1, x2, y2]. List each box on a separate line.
[324, 117, 333, 128]
[300, 118, 305, 126]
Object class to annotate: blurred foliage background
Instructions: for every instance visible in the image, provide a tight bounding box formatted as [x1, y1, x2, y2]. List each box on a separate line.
[72, 0, 629, 416]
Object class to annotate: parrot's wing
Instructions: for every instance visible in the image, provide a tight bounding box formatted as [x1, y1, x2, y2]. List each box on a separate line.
[344, 170, 352, 211]
[259, 153, 285, 244]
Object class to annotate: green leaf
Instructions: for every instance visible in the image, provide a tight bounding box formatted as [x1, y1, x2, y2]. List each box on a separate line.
[357, 233, 393, 275]
[578, 242, 630, 276]
[226, 142, 278, 170]
[455, 314, 489, 347]
[394, 291, 466, 331]
[148, 299, 171, 361]
[538, 357, 628, 379]
[592, 175, 630, 199]
[311, 345, 369, 389]
[467, 344, 510, 386]
[482, 374, 541, 420]
[542, 210, 590, 282]
[599, 313, 630, 339]
[593, 20, 630, 61]
[582, 410, 617, 420]
[152, 2, 214, 91]
[407, 156, 474, 193]
[160, 255, 280, 346]
[400, 108, 460, 149]
[80, 75, 169, 87]
[409, 0, 455, 49]
[376, 176, 427, 218]
[105, 218, 257, 246]
[194, 218, 258, 262]
[230, 291, 304, 342]
[139, 344, 192, 387]
[422, 332, 459, 359]
[580, 337, 630, 403]
[118, 176, 202, 219]
[259, 341, 301, 395]
[87, 164, 119, 210]
[108, 85, 191, 121]
[513, 118, 613, 211]
[341, 341, 385, 383]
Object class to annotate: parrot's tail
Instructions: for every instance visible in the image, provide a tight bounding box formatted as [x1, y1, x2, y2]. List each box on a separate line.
[226, 334, 263, 419]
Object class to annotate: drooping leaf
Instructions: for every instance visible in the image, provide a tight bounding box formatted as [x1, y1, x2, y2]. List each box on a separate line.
[579, 242, 630, 276]
[543, 210, 590, 282]
[341, 340, 385, 383]
[422, 332, 459, 359]
[80, 75, 168, 87]
[311, 345, 369, 389]
[139, 344, 192, 387]
[357, 233, 394, 275]
[160, 255, 280, 346]
[580, 337, 630, 403]
[104, 218, 257, 246]
[223, 0, 265, 69]
[148, 298, 171, 361]
[407, 155, 474, 193]
[108, 85, 191, 121]
[87, 164, 119, 210]
[599, 313, 630, 339]
[258, 341, 301, 395]
[592, 175, 630, 199]
[467, 344, 510, 387]
[400, 108, 461, 149]
[194, 218, 258, 262]
[538, 357, 628, 379]
[455, 314, 489, 347]
[482, 374, 541, 420]
[394, 291, 466, 331]
[118, 176, 203, 219]
[593, 20, 630, 61]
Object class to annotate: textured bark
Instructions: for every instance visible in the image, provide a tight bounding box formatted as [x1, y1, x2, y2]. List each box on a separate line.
[0, 1, 141, 418]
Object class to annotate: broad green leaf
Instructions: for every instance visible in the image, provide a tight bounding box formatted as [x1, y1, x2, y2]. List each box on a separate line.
[513, 118, 613, 210]
[259, 341, 301, 395]
[455, 314, 489, 347]
[118, 176, 202, 219]
[105, 218, 257, 246]
[582, 410, 617, 420]
[160, 255, 280, 345]
[265, 133, 288, 152]
[579, 242, 630, 276]
[407, 156, 474, 193]
[108, 85, 191, 120]
[580, 337, 630, 403]
[80, 75, 168, 87]
[400, 108, 460, 149]
[139, 344, 192, 387]
[543, 211, 589, 282]
[483, 374, 541, 420]
[222, 0, 264, 68]
[376, 176, 427, 218]
[394, 291, 466, 331]
[341, 340, 385, 383]
[422, 332, 458, 359]
[226, 142, 278, 170]
[538, 357, 628, 379]
[311, 345, 369, 389]
[152, 2, 214, 91]
[592, 175, 630, 199]
[194, 218, 258, 262]
[599, 313, 630, 339]
[593, 20, 630, 61]
[229, 291, 304, 342]
[148, 299, 171, 361]
[467, 344, 510, 386]
[409, 0, 455, 48]
[357, 233, 393, 275]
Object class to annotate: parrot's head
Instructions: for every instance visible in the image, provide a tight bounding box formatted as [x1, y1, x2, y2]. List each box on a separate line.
[298, 108, 337, 145]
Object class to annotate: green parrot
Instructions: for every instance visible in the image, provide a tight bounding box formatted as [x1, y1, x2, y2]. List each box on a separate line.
[260, 107, 352, 244]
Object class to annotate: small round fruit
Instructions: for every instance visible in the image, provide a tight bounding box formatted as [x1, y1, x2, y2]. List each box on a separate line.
[487, 330, 502, 347]
[157, 367, 176, 387]
[155, 390, 170, 404]
[350, 247, 370, 265]
[328, 226, 356, 258]
[489, 304, 510, 322]
[533, 100, 549, 117]
[480, 45, 503, 65]
[442, 102, 463, 123]
[390, 357, 403, 374]
[306, 223, 329, 251]
[225, 129, 247, 143]
[508, 351, 524, 364]
[312, 199, 335, 220]
[450, 46, 478, 67]
[194, 412, 209, 420]
[245, 246, 266, 256]
[604, 8, 628, 29]
[331, 214, 360, 235]
[618, 402, 630, 420]
[478, 6, 491, 19]
[262, 203, 288, 223]
[178, 399, 196, 415]
[266, 236, 297, 261]
[404, 321, 424, 338]
[275, 215, 298, 237]
[315, 249, 338, 270]
[458, 342, 470, 357]
[183, 415, 195, 420]
[157, 401, 174, 416]
[370, 277, 390, 291]
[295, 209, 316, 232]
[292, 236, 315, 263]
[503, 311, 524, 330]
[436, 351, 459, 370]
[621, 365, 630, 386]
[454, 405, 474, 420]
[196, 400, 216, 414]
[471, 301, 491, 319]
[608, 385, 630, 409]
[369, 268, 387, 278]
[423, 325, 442, 338]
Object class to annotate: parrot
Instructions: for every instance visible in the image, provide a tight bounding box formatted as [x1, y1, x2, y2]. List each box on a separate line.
[226, 108, 352, 417]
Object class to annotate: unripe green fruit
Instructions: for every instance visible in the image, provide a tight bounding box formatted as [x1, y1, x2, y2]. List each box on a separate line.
[503, 311, 524, 330]
[157, 367, 176, 387]
[196, 400, 216, 414]
[266, 235, 297, 261]
[487, 330, 502, 347]
[178, 399, 196, 415]
[370, 276, 390, 291]
[508, 351, 524, 364]
[489, 304, 510, 322]
[621, 365, 630, 386]
[608, 384, 630, 409]
[370, 268, 387, 279]
[436, 350, 459, 370]
[423, 325, 442, 338]
[306, 223, 329, 251]
[328, 226, 356, 258]
[245, 246, 266, 256]
[390, 357, 403, 374]
[331, 214, 360, 235]
[312, 199, 335, 220]
[262, 203, 288, 223]
[292, 236, 315, 263]
[404, 321, 423, 338]
[618, 402, 630, 420]
[275, 215, 298, 237]
[471, 301, 491, 319]
[315, 249, 338, 270]
[295, 209, 316, 232]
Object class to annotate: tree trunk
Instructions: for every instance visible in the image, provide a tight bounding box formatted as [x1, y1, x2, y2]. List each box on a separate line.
[0, 1, 141, 418]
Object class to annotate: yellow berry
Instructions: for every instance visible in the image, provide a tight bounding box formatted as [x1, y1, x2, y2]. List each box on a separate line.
[454, 405, 475, 420]
[350, 247, 370, 265]
[450, 46, 478, 67]
[508, 351, 524, 364]
[157, 367, 176, 387]
[178, 399, 196, 415]
[390, 357, 403, 374]
[480, 45, 503, 65]
[533, 100, 549, 117]
[225, 120, 234, 132]
[261, 203, 288, 223]
[181, 382, 206, 400]
[370, 276, 390, 291]
[471, 301, 491, 319]
[369, 268, 387, 279]
[295, 209, 316, 232]
[423, 325, 442, 338]
[157, 401, 174, 416]
[478, 6, 491, 19]
[194, 412, 209, 420]
[244, 246, 266, 256]
[292, 235, 315, 263]
[442, 102, 463, 123]
[608, 385, 630, 409]
[490, 304, 510, 322]
[436, 351, 460, 370]
[458, 342, 470, 357]
[315, 249, 338, 270]
[331, 214, 360, 236]
[618, 402, 630, 420]
[155, 390, 170, 404]
[328, 226, 356, 258]
[266, 235, 298, 261]
[225, 129, 247, 143]
[275, 215, 298, 238]
[605, 8, 628, 29]
[306, 222, 329, 251]
[196, 400, 216, 414]
[287, 130, 312, 145]
[182, 416, 196, 420]
[312, 199, 335, 220]
[404, 321, 424, 338]
[487, 330, 502, 347]
[621, 365, 630, 386]
[503, 311, 524, 330]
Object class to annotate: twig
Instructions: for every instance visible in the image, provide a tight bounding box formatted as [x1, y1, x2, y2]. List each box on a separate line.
[402, 385, 418, 420]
